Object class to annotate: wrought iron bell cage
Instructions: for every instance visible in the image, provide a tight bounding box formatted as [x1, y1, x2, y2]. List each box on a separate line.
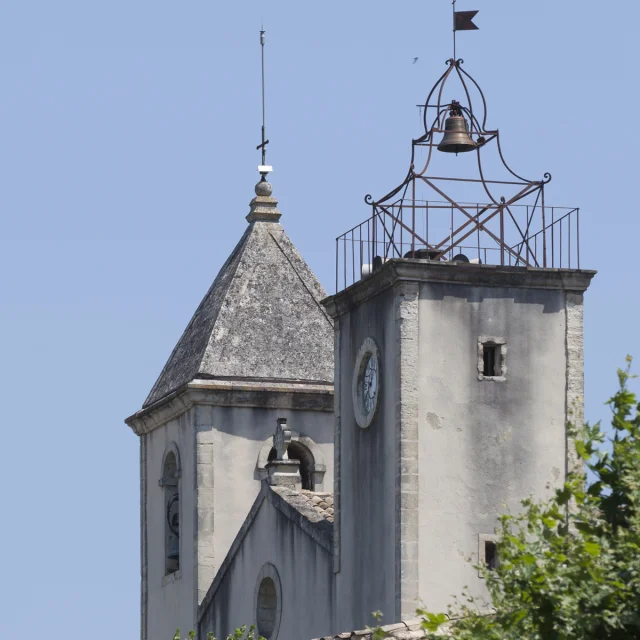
[336, 58, 581, 292]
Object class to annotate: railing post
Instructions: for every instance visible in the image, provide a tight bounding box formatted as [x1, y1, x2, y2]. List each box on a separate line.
[541, 187, 547, 268]
[400, 204, 404, 257]
[411, 178, 416, 255]
[343, 233, 347, 290]
[577, 208, 580, 269]
[351, 233, 355, 286]
[500, 205, 504, 266]
[426, 201, 429, 249]
[335, 238, 339, 293]
[568, 212, 571, 269]
[551, 208, 555, 268]
[560, 214, 563, 269]
[359, 226, 363, 282]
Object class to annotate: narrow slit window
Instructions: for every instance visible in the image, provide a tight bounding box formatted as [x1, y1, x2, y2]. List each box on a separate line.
[484, 541, 497, 570]
[482, 344, 501, 377]
[161, 450, 180, 576]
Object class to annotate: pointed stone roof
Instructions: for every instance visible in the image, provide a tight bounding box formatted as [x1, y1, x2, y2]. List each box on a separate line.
[143, 181, 334, 409]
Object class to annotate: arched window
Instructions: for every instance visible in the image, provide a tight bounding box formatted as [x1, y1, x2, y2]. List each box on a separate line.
[160, 446, 181, 575]
[256, 577, 277, 638]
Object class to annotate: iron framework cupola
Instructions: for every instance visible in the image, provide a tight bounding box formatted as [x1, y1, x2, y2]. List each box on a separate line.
[336, 55, 581, 291]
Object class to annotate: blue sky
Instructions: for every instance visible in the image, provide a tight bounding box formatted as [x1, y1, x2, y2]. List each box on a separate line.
[1, 1, 638, 637]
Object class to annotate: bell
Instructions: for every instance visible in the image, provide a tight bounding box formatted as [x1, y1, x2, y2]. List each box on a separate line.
[167, 537, 180, 560]
[437, 114, 477, 154]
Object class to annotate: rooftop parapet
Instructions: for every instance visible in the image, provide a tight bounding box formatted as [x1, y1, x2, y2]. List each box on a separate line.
[336, 199, 580, 292]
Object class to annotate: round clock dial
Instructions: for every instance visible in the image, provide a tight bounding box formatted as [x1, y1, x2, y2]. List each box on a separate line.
[352, 337, 381, 429]
[362, 354, 378, 414]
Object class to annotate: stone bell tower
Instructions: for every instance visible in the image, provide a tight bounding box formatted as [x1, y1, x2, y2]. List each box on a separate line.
[125, 175, 334, 640]
[324, 56, 595, 629]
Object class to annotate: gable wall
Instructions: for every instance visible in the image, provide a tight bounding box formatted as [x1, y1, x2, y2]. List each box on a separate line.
[194, 403, 334, 604]
[198, 496, 335, 640]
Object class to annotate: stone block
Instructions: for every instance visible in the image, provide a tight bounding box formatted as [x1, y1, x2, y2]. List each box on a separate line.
[198, 508, 215, 533]
[197, 463, 214, 488]
[197, 444, 214, 464]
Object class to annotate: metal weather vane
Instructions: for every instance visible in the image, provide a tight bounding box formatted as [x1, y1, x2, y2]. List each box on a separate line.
[256, 28, 272, 181]
[452, 0, 479, 59]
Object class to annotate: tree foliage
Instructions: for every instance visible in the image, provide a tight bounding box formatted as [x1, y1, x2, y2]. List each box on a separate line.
[421, 358, 640, 639]
[173, 625, 264, 640]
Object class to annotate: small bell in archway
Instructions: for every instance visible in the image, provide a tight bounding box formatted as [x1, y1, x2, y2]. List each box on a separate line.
[437, 101, 477, 154]
[167, 536, 180, 560]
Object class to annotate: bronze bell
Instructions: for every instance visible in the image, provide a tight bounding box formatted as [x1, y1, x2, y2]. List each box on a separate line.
[167, 537, 180, 560]
[437, 103, 476, 154]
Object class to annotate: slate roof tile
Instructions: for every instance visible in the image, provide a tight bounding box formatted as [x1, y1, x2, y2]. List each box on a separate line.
[143, 212, 334, 408]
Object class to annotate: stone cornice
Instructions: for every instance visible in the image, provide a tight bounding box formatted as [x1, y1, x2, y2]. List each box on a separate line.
[125, 379, 334, 436]
[322, 259, 597, 319]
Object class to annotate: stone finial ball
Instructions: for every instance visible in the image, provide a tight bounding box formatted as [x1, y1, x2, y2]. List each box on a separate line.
[255, 179, 273, 197]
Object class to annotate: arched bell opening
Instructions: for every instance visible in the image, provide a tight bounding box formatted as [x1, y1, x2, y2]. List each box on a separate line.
[267, 440, 316, 491]
[258, 433, 326, 491]
[160, 446, 181, 575]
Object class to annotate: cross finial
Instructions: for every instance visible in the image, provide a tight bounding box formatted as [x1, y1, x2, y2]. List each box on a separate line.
[256, 28, 272, 181]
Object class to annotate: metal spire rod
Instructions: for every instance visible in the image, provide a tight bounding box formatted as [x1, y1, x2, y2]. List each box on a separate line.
[452, 0, 457, 60]
[256, 28, 271, 175]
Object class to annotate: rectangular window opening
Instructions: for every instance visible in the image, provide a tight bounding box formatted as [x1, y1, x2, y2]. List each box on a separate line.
[483, 344, 501, 377]
[485, 541, 497, 570]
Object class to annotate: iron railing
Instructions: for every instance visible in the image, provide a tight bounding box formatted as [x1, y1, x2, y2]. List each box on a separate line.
[335, 201, 580, 292]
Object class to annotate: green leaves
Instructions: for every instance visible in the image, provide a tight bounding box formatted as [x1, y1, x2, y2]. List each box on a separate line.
[583, 541, 601, 556]
[173, 625, 264, 640]
[418, 359, 640, 640]
[420, 612, 448, 633]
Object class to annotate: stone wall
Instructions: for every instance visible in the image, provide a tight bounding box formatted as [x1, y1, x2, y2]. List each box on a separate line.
[324, 260, 594, 630]
[144, 410, 196, 640]
[198, 486, 336, 640]
[416, 281, 571, 611]
[193, 402, 334, 604]
[132, 386, 334, 640]
[332, 285, 400, 629]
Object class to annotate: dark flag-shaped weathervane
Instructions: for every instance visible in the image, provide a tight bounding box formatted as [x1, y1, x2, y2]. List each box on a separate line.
[454, 9, 479, 31]
[451, 1, 478, 58]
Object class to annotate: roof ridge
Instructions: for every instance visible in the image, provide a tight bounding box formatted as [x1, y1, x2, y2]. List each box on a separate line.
[267, 230, 333, 328]
[191, 225, 252, 375]
[143, 225, 252, 407]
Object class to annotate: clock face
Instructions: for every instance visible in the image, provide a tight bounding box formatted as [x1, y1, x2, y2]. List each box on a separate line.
[362, 354, 378, 414]
[352, 337, 380, 429]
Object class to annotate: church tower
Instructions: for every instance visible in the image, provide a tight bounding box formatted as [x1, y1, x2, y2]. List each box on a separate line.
[126, 30, 334, 640]
[127, 20, 596, 640]
[126, 174, 334, 639]
[325, 56, 595, 627]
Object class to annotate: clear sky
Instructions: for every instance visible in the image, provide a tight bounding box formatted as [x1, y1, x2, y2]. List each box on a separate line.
[1, 1, 638, 637]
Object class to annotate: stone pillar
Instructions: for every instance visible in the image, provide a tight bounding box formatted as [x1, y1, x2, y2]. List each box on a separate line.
[266, 418, 302, 491]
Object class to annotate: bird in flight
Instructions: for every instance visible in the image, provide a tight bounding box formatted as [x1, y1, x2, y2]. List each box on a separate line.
[412, 57, 419, 64]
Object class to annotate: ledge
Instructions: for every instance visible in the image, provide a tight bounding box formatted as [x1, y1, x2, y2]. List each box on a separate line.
[323, 259, 596, 319]
[125, 379, 334, 436]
